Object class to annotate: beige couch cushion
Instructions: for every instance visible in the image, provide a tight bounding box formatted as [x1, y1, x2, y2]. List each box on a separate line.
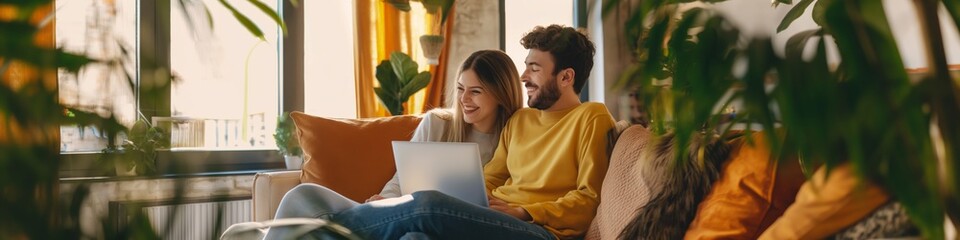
[252, 170, 302, 222]
[585, 125, 655, 240]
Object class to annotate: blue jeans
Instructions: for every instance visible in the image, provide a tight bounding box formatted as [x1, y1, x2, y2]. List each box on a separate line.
[325, 190, 555, 240]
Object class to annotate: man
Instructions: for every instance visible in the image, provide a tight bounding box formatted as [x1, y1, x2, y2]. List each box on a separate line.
[480, 24, 614, 239]
[318, 25, 614, 240]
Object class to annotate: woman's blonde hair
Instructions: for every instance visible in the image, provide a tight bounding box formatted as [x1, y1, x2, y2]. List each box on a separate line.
[434, 50, 523, 142]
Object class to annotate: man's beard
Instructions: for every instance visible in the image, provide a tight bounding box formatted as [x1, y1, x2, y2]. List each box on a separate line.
[527, 77, 561, 110]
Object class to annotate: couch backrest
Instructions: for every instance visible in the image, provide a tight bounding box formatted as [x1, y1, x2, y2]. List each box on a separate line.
[586, 128, 807, 240]
[585, 125, 655, 240]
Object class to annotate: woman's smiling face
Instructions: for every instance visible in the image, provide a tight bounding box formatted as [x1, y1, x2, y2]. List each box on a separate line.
[457, 69, 499, 133]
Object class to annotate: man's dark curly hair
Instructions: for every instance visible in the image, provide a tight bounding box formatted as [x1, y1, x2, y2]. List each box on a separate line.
[520, 25, 595, 94]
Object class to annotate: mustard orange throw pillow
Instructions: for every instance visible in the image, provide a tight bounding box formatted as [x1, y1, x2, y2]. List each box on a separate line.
[684, 132, 807, 239]
[289, 112, 421, 202]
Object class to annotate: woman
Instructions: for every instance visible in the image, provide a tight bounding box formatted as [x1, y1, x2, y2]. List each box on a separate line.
[260, 50, 523, 239]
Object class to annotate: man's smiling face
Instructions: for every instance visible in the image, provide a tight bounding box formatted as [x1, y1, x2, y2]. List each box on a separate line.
[521, 49, 561, 110]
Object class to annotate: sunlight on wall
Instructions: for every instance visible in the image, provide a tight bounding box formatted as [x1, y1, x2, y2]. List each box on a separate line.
[304, 1, 357, 119]
[505, 1, 574, 107]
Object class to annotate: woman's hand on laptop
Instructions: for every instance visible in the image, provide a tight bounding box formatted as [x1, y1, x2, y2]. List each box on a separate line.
[365, 194, 385, 203]
[488, 195, 532, 221]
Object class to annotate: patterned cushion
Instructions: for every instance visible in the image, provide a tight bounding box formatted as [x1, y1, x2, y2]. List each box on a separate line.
[829, 201, 918, 240]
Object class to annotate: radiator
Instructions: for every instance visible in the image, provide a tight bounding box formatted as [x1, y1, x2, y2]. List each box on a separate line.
[143, 199, 251, 239]
[112, 197, 251, 239]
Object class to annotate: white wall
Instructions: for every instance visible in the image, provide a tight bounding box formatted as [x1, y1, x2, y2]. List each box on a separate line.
[594, 1, 960, 121]
[443, 1, 502, 108]
[304, 1, 357, 118]
[712, 0, 960, 68]
[590, 0, 643, 122]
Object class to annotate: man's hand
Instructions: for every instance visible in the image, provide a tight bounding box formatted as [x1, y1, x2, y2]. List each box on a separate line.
[365, 194, 385, 203]
[488, 195, 532, 221]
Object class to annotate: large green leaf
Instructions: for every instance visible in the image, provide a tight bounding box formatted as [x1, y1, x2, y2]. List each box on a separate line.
[776, 31, 838, 173]
[384, 0, 412, 11]
[0, 59, 9, 76]
[773, 0, 793, 6]
[400, 71, 431, 100]
[421, 0, 454, 26]
[0, 21, 39, 41]
[57, 50, 96, 74]
[0, 0, 51, 19]
[945, 0, 960, 38]
[374, 87, 402, 116]
[389, 51, 419, 85]
[218, 0, 265, 41]
[777, 0, 813, 33]
[375, 60, 400, 94]
[0, 29, 95, 74]
[812, 0, 828, 27]
[784, 28, 822, 60]
[246, 0, 287, 35]
[824, 1, 944, 238]
[742, 40, 781, 155]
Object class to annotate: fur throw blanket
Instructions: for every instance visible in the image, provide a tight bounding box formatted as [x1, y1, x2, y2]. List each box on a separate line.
[618, 132, 732, 240]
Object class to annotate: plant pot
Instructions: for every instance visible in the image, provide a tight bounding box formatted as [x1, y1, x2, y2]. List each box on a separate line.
[114, 160, 137, 177]
[420, 35, 444, 65]
[284, 155, 303, 170]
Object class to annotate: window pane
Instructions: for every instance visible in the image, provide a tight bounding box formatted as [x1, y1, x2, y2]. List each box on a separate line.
[304, 0, 357, 118]
[170, 0, 279, 149]
[57, 0, 138, 152]
[504, 1, 573, 107]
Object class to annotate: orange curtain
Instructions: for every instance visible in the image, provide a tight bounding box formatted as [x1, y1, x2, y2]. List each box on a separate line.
[421, 5, 455, 112]
[354, 0, 451, 118]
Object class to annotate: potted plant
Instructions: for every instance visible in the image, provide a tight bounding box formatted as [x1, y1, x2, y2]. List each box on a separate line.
[608, 0, 960, 238]
[275, 112, 303, 169]
[102, 119, 167, 176]
[374, 51, 432, 116]
[384, 0, 454, 65]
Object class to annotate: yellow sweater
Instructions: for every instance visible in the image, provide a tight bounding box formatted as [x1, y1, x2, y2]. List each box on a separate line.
[484, 102, 615, 239]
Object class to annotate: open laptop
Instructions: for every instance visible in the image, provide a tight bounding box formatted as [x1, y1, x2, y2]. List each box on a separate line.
[391, 141, 490, 207]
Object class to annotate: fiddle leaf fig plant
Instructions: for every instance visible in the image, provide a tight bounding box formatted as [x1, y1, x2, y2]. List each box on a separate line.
[374, 51, 432, 116]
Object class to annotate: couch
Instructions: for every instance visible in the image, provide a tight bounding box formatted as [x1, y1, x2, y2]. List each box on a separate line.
[246, 112, 901, 239]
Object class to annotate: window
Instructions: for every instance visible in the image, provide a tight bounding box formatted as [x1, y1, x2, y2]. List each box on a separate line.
[169, 0, 280, 149]
[504, 0, 574, 107]
[57, 0, 285, 153]
[57, 0, 138, 152]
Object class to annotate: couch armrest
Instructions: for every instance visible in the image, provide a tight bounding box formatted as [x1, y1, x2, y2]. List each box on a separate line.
[252, 170, 302, 222]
